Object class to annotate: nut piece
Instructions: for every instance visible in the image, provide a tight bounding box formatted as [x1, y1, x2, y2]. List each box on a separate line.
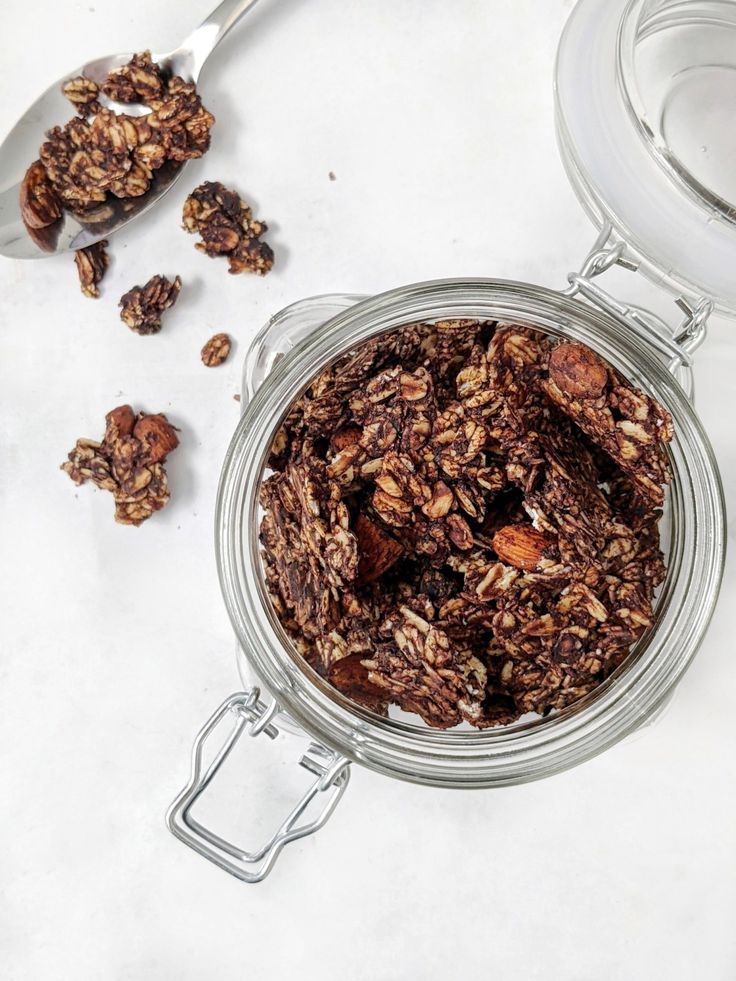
[201, 332, 231, 367]
[354, 514, 404, 584]
[20, 160, 62, 229]
[492, 524, 556, 571]
[133, 414, 179, 463]
[105, 404, 135, 439]
[74, 240, 109, 298]
[182, 181, 274, 276]
[327, 653, 387, 713]
[119, 274, 181, 334]
[61, 405, 179, 526]
[548, 342, 608, 400]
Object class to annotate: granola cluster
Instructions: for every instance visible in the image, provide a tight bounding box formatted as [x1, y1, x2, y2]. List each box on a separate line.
[74, 240, 110, 298]
[201, 332, 232, 367]
[260, 321, 673, 728]
[119, 273, 182, 334]
[20, 52, 214, 231]
[61, 405, 179, 526]
[182, 181, 274, 275]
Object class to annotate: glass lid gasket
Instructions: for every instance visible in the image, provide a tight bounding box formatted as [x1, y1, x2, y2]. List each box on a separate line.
[555, 0, 736, 316]
[215, 279, 725, 788]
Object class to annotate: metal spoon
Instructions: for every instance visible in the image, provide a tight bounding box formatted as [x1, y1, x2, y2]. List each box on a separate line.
[0, 0, 262, 260]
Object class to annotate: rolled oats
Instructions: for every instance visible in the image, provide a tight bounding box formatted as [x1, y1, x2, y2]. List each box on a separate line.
[260, 320, 672, 727]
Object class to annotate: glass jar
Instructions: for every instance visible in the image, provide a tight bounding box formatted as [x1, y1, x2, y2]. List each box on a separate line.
[167, 0, 729, 882]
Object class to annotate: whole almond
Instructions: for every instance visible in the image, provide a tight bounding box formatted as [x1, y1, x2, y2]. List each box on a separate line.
[133, 413, 179, 463]
[492, 524, 556, 571]
[105, 404, 135, 439]
[354, 513, 404, 584]
[331, 425, 363, 452]
[548, 342, 608, 400]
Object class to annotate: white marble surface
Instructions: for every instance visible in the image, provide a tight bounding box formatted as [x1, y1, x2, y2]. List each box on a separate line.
[1, 1, 735, 978]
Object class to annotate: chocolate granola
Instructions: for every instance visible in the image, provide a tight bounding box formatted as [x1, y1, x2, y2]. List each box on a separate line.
[21, 52, 214, 236]
[61, 404, 179, 526]
[201, 332, 231, 367]
[259, 322, 672, 728]
[74, 240, 110, 298]
[182, 181, 274, 275]
[119, 274, 181, 334]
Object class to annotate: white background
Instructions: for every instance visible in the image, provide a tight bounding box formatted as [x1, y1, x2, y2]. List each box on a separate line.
[1, 1, 735, 978]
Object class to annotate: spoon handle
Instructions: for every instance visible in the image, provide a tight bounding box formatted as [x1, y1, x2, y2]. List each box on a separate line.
[177, 0, 264, 79]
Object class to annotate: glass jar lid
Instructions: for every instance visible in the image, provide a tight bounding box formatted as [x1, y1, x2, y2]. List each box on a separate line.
[556, 0, 736, 315]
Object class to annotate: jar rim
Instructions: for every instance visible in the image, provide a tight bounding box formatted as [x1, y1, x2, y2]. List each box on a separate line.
[216, 278, 726, 787]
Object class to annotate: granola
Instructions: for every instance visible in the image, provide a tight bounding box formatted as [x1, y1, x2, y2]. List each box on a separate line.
[74, 240, 109, 298]
[61, 404, 179, 526]
[21, 52, 214, 237]
[201, 332, 231, 367]
[182, 181, 274, 275]
[119, 274, 181, 334]
[260, 321, 673, 728]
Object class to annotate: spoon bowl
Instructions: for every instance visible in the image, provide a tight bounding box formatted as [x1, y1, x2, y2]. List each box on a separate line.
[0, 0, 261, 259]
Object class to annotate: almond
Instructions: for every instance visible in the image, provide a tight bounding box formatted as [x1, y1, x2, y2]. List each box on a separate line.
[331, 425, 362, 452]
[548, 342, 608, 400]
[328, 653, 386, 712]
[105, 404, 135, 439]
[354, 513, 404, 584]
[133, 413, 179, 463]
[492, 524, 556, 571]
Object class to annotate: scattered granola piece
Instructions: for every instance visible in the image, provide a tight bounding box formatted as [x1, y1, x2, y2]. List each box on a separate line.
[61, 404, 179, 526]
[182, 181, 274, 275]
[201, 332, 231, 367]
[74, 240, 110, 298]
[119, 274, 181, 334]
[260, 320, 673, 729]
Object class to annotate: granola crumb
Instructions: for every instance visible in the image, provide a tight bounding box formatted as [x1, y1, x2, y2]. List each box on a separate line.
[61, 404, 179, 526]
[259, 321, 673, 728]
[182, 181, 274, 275]
[201, 332, 231, 367]
[328, 171, 336, 181]
[233, 394, 241, 402]
[74, 240, 110, 298]
[119, 274, 181, 334]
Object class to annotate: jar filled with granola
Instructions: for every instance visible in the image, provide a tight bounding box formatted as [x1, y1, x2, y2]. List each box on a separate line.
[168, 0, 730, 881]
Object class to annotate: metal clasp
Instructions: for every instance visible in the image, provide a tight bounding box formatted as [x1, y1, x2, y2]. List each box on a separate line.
[167, 689, 351, 883]
[564, 223, 713, 400]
